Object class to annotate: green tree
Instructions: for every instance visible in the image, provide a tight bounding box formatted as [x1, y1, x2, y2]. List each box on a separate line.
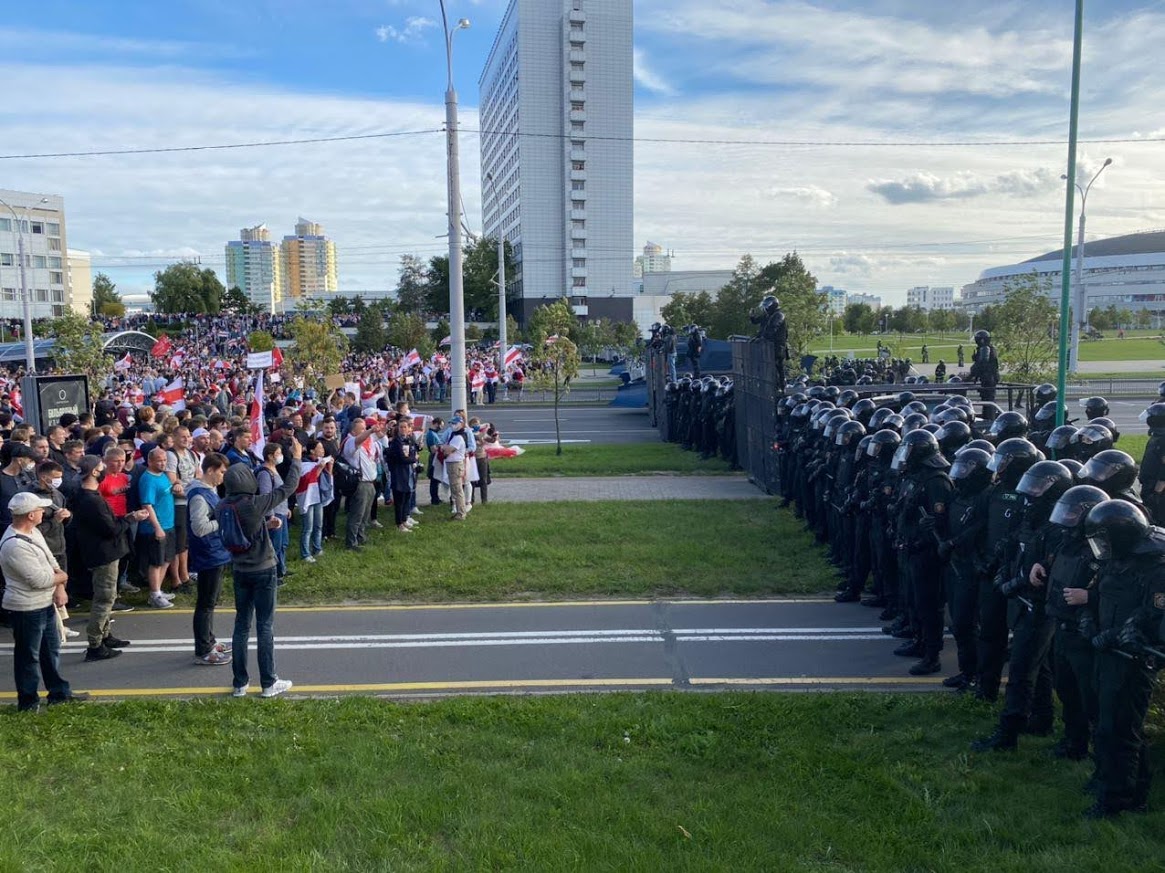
[504, 314, 522, 346]
[660, 291, 715, 329]
[49, 311, 111, 400]
[91, 273, 122, 317]
[353, 307, 388, 353]
[527, 329, 581, 456]
[994, 271, 1059, 380]
[396, 254, 430, 313]
[1116, 308, 1135, 330]
[247, 330, 275, 353]
[842, 302, 876, 335]
[425, 255, 450, 314]
[466, 324, 483, 342]
[151, 262, 226, 314]
[610, 320, 641, 362]
[222, 285, 258, 315]
[575, 319, 609, 362]
[424, 239, 517, 319]
[389, 311, 433, 358]
[527, 297, 577, 345]
[289, 316, 348, 394]
[1135, 307, 1153, 329]
[758, 253, 827, 358]
[928, 308, 956, 336]
[708, 255, 763, 339]
[327, 295, 352, 316]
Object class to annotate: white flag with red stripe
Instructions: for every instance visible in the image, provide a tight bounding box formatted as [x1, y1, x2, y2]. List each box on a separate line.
[504, 346, 522, 369]
[114, 353, 132, 372]
[295, 459, 331, 507]
[250, 371, 266, 456]
[397, 348, 421, 375]
[158, 378, 186, 411]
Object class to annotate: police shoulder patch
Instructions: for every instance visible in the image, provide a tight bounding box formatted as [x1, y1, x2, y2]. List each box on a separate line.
[933, 502, 946, 514]
[1154, 592, 1165, 610]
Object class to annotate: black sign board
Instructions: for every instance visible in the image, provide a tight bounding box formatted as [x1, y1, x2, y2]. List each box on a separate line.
[21, 374, 90, 434]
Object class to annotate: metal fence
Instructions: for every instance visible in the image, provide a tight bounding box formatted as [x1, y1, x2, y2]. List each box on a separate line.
[732, 340, 782, 494]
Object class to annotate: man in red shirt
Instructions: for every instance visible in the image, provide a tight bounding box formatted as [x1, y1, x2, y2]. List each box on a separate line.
[98, 447, 137, 599]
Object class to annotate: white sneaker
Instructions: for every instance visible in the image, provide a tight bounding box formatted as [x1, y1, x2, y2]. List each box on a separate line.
[398, 525, 413, 534]
[261, 679, 293, 698]
[148, 594, 174, 609]
[303, 555, 317, 564]
[65, 628, 80, 639]
[405, 518, 418, 527]
[232, 684, 249, 697]
[118, 581, 140, 594]
[410, 508, 423, 517]
[369, 520, 384, 529]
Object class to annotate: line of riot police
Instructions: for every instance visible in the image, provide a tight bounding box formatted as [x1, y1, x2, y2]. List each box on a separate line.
[773, 380, 1165, 819]
[662, 374, 738, 466]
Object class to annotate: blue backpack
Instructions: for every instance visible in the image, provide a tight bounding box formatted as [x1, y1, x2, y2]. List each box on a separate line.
[215, 496, 256, 555]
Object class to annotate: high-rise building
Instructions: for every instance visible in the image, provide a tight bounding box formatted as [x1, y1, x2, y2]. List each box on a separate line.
[226, 224, 282, 313]
[479, 0, 633, 323]
[905, 285, 954, 311]
[821, 286, 848, 316]
[633, 242, 672, 278]
[67, 250, 93, 316]
[0, 189, 88, 318]
[281, 217, 338, 302]
[846, 292, 882, 311]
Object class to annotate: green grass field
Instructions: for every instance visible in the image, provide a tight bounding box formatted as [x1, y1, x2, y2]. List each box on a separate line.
[812, 330, 1165, 365]
[490, 442, 734, 477]
[1, 693, 1161, 871]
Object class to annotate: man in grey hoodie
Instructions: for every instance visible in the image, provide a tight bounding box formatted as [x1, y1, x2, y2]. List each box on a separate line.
[222, 437, 302, 698]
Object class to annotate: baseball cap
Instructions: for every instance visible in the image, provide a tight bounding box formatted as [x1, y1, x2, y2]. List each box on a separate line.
[10, 444, 38, 461]
[451, 415, 464, 426]
[78, 455, 103, 478]
[9, 492, 52, 516]
[192, 427, 210, 438]
[364, 417, 379, 428]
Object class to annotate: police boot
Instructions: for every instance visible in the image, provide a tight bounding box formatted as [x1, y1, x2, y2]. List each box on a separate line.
[942, 672, 970, 689]
[1050, 738, 1089, 761]
[909, 656, 941, 676]
[893, 639, 923, 658]
[877, 606, 897, 622]
[834, 589, 861, 603]
[1022, 714, 1054, 737]
[882, 616, 908, 636]
[970, 724, 1019, 752]
[861, 595, 887, 609]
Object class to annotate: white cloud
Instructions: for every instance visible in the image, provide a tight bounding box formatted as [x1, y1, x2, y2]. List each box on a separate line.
[375, 16, 437, 44]
[867, 168, 1060, 204]
[762, 185, 837, 208]
[633, 48, 676, 96]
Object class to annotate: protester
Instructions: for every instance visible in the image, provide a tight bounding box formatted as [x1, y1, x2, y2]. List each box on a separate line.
[386, 417, 419, 534]
[341, 418, 378, 551]
[138, 447, 178, 609]
[442, 417, 469, 521]
[257, 441, 291, 584]
[425, 417, 445, 507]
[296, 438, 332, 563]
[185, 452, 233, 666]
[1, 491, 88, 710]
[165, 426, 200, 591]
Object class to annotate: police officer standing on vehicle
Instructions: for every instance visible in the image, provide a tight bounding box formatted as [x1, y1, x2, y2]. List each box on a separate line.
[1082, 500, 1165, 818]
[751, 294, 790, 394]
[685, 325, 705, 379]
[969, 329, 1000, 402]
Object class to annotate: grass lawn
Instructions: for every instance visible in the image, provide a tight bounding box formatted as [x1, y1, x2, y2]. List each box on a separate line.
[491, 442, 734, 477]
[1, 693, 1161, 871]
[260, 499, 828, 603]
[1078, 337, 1165, 362]
[809, 332, 966, 358]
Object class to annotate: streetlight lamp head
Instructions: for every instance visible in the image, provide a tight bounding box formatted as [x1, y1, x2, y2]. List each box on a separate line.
[457, 18, 471, 29]
[1103, 157, 1113, 167]
[1061, 174, 1068, 181]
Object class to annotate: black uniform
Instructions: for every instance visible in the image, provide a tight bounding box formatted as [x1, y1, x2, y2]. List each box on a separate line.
[1046, 533, 1100, 758]
[1139, 427, 1165, 523]
[977, 485, 1025, 700]
[943, 487, 989, 681]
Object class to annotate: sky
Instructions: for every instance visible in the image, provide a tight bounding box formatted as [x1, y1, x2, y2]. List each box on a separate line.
[3, 0, 1165, 306]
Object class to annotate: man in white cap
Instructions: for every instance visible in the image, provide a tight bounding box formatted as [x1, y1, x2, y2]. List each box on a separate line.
[1, 491, 89, 711]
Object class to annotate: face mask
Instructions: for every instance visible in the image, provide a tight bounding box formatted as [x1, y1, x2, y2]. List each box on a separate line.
[274, 454, 284, 465]
[22, 461, 35, 472]
[50, 477, 63, 489]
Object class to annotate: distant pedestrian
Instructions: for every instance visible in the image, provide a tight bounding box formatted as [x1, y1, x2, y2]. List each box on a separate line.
[956, 344, 965, 367]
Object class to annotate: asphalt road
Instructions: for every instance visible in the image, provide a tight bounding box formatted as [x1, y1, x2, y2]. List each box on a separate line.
[0, 599, 946, 701]
[458, 405, 657, 445]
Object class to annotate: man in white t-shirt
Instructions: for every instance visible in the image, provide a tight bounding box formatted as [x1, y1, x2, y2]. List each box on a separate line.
[443, 417, 469, 520]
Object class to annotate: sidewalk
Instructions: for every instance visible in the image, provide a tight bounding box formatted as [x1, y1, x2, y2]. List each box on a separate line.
[489, 475, 767, 502]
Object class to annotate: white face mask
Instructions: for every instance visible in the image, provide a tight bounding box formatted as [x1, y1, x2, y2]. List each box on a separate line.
[274, 454, 284, 466]
[50, 477, 63, 489]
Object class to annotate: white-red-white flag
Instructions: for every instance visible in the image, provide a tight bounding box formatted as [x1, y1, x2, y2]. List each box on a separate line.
[504, 346, 522, 369]
[271, 346, 284, 369]
[250, 371, 266, 456]
[114, 353, 132, 372]
[158, 378, 186, 411]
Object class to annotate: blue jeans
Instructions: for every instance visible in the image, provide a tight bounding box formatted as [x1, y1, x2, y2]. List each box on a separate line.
[300, 503, 323, 558]
[270, 518, 289, 578]
[231, 568, 279, 691]
[10, 604, 70, 710]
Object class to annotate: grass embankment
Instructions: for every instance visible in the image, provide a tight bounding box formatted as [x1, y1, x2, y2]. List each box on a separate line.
[809, 330, 1165, 364]
[491, 442, 734, 477]
[1, 693, 1161, 871]
[255, 500, 828, 603]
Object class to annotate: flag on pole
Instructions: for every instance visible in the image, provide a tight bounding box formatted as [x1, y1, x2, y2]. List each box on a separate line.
[545, 335, 560, 345]
[504, 346, 522, 369]
[271, 346, 284, 369]
[169, 353, 184, 369]
[398, 348, 421, 375]
[10, 385, 23, 418]
[114, 353, 132, 372]
[439, 335, 452, 347]
[250, 371, 266, 456]
[158, 378, 186, 411]
[150, 335, 172, 358]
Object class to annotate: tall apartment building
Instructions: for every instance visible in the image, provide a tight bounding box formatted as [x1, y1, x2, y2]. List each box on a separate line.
[846, 292, 882, 311]
[0, 189, 89, 318]
[821, 286, 849, 316]
[226, 224, 282, 313]
[479, 0, 634, 323]
[281, 217, 338, 302]
[905, 285, 954, 311]
[633, 241, 672, 278]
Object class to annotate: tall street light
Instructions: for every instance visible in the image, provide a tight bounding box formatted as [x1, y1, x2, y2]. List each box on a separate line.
[0, 195, 47, 374]
[439, 1, 470, 415]
[484, 172, 507, 379]
[1061, 157, 1112, 374]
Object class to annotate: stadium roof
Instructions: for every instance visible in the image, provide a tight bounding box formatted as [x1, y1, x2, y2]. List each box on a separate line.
[1024, 230, 1165, 263]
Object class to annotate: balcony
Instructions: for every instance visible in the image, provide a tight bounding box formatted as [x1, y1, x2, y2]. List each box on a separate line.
[571, 248, 587, 258]
[569, 9, 586, 24]
[571, 228, 587, 240]
[569, 89, 586, 102]
[570, 210, 587, 221]
[569, 49, 586, 63]
[570, 110, 587, 122]
[569, 70, 586, 84]
[569, 148, 586, 161]
[569, 30, 586, 43]
[570, 169, 587, 182]
[570, 190, 587, 202]
[571, 304, 589, 317]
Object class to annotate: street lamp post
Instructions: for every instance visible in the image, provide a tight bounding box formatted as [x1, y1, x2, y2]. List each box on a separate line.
[484, 172, 507, 380]
[1062, 157, 1112, 373]
[439, 1, 470, 415]
[0, 196, 44, 374]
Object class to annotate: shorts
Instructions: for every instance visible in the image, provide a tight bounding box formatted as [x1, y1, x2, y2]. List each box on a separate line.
[140, 529, 177, 567]
[173, 504, 189, 553]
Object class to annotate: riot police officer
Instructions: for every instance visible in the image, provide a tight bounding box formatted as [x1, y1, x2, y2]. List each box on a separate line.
[685, 324, 705, 378]
[969, 329, 1000, 402]
[1138, 402, 1165, 522]
[751, 294, 790, 393]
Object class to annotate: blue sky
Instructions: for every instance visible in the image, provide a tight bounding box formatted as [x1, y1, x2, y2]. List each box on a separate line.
[2, 0, 1164, 303]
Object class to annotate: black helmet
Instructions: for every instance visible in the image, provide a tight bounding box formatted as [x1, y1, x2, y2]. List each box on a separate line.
[856, 374, 873, 385]
[855, 434, 875, 462]
[1085, 499, 1150, 560]
[1051, 485, 1109, 529]
[1016, 460, 1074, 503]
[835, 419, 867, 447]
[1140, 402, 1165, 429]
[880, 413, 905, 435]
[950, 447, 994, 495]
[903, 412, 929, 433]
[868, 407, 895, 430]
[958, 438, 996, 456]
[891, 429, 947, 472]
[1060, 458, 1085, 480]
[948, 395, 973, 411]
[974, 329, 991, 346]
[1033, 402, 1059, 426]
[988, 411, 1028, 442]
[921, 423, 942, 436]
[807, 385, 826, 400]
[822, 409, 853, 439]
[979, 402, 1003, 423]
[896, 391, 916, 407]
[1034, 383, 1057, 407]
[1045, 425, 1079, 458]
[903, 401, 928, 416]
[838, 389, 859, 409]
[664, 381, 677, 394]
[1158, 380, 1165, 401]
[1080, 396, 1109, 419]
[987, 437, 1042, 485]
[1079, 449, 1139, 495]
[761, 294, 780, 312]
[823, 386, 841, 402]
[916, 375, 930, 384]
[904, 376, 918, 385]
[867, 429, 902, 460]
[1072, 424, 1114, 459]
[937, 420, 972, 457]
[1087, 417, 1120, 444]
[851, 398, 877, 426]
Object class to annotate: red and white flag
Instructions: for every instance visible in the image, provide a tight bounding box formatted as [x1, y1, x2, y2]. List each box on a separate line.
[271, 346, 284, 369]
[295, 459, 332, 507]
[114, 353, 132, 372]
[10, 385, 23, 418]
[545, 334, 560, 345]
[157, 378, 186, 411]
[150, 335, 172, 358]
[397, 348, 421, 375]
[169, 353, 184, 369]
[439, 335, 452, 347]
[471, 372, 486, 391]
[504, 346, 522, 369]
[250, 371, 266, 456]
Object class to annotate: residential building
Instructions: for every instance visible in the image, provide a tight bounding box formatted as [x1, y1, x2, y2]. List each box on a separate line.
[633, 241, 672, 278]
[479, 0, 634, 324]
[905, 285, 955, 311]
[632, 269, 733, 336]
[961, 230, 1165, 317]
[821, 286, 848, 315]
[846, 292, 882, 310]
[67, 250, 92, 316]
[280, 217, 338, 302]
[0, 189, 81, 318]
[226, 224, 282, 313]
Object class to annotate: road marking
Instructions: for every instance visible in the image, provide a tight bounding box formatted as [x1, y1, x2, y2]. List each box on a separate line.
[506, 439, 592, 445]
[690, 677, 945, 686]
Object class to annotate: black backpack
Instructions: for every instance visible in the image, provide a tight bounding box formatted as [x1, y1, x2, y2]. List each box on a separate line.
[332, 456, 359, 498]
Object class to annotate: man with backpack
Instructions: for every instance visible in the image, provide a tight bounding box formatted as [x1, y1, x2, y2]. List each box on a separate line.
[220, 436, 302, 698]
[186, 453, 233, 666]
